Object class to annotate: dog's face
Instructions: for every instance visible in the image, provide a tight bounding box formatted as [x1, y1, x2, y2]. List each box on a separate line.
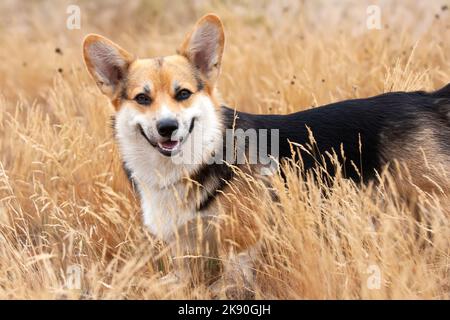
[83, 14, 224, 160]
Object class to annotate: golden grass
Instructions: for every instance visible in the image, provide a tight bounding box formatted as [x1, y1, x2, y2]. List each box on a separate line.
[0, 0, 449, 299]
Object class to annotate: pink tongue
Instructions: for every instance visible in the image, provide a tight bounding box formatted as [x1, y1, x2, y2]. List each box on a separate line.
[161, 140, 178, 149]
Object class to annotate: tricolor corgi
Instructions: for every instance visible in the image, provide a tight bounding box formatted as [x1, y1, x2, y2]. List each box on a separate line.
[83, 14, 450, 298]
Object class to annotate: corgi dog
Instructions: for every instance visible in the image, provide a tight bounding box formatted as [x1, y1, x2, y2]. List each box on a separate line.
[83, 14, 450, 297]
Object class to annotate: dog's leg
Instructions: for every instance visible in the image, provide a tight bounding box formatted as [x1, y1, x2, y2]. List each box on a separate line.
[159, 215, 221, 288]
[210, 247, 258, 299]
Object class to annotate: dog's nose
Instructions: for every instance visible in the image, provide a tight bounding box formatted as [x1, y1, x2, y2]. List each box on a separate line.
[156, 118, 179, 138]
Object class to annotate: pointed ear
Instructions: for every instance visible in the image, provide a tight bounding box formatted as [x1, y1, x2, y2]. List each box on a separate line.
[83, 34, 134, 98]
[178, 14, 225, 85]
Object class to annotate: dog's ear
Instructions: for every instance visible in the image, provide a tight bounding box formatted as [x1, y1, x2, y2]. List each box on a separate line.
[178, 14, 225, 85]
[83, 34, 134, 98]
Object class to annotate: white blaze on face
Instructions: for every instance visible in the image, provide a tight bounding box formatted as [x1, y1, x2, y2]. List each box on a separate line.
[158, 104, 175, 119]
[158, 104, 185, 144]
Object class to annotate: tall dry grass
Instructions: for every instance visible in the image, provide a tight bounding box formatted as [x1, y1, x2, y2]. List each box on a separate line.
[0, 0, 449, 299]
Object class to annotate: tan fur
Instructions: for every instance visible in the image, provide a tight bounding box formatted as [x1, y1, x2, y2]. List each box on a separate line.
[178, 14, 225, 85]
[382, 127, 450, 195]
[82, 34, 134, 105]
[380, 124, 450, 226]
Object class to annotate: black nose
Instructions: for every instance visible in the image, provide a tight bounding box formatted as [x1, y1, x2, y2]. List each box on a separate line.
[156, 118, 179, 138]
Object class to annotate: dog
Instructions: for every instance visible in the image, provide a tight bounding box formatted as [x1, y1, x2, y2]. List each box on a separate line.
[83, 14, 450, 298]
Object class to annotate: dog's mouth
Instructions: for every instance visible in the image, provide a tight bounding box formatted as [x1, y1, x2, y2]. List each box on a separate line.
[138, 118, 196, 157]
[157, 140, 180, 154]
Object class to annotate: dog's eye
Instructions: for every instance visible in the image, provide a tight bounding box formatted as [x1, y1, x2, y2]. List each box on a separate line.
[134, 93, 151, 106]
[175, 89, 192, 101]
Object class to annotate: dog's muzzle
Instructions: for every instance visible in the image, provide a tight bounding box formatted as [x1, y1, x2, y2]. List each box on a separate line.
[138, 117, 196, 157]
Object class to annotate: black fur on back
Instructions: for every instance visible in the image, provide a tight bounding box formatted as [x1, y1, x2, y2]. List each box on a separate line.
[221, 83, 450, 182]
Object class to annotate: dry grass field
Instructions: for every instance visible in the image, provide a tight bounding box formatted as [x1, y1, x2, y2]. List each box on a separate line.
[0, 0, 449, 299]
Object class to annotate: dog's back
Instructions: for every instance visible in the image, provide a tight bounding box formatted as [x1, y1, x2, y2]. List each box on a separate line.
[223, 83, 450, 187]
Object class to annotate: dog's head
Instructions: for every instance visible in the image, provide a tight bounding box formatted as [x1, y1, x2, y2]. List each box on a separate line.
[83, 14, 224, 160]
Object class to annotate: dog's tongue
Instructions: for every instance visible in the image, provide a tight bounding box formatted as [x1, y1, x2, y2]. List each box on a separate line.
[160, 140, 178, 150]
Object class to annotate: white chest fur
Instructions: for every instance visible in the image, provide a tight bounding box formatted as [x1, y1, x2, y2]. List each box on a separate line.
[138, 182, 197, 241]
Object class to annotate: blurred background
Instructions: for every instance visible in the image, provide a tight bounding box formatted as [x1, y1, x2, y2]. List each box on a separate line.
[0, 0, 449, 109]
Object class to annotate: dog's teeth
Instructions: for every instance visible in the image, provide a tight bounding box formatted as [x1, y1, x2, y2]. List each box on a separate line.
[158, 141, 179, 151]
